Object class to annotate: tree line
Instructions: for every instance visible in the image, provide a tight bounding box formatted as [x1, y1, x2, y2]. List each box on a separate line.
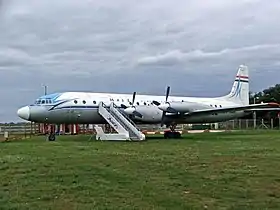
[249, 84, 280, 104]
[247, 84, 280, 126]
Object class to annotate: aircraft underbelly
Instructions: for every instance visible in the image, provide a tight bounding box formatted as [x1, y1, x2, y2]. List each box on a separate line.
[181, 111, 247, 123]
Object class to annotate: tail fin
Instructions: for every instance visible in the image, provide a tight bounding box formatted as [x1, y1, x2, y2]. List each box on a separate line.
[223, 65, 249, 105]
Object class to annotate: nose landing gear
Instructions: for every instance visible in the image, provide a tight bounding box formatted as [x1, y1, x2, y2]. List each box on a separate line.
[46, 124, 56, 141]
[48, 132, 56, 141]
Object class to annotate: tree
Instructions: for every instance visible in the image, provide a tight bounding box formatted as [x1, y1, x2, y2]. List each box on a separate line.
[250, 84, 280, 104]
[249, 84, 280, 127]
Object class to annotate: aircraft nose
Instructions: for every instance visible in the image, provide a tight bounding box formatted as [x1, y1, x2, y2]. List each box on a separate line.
[17, 106, 30, 120]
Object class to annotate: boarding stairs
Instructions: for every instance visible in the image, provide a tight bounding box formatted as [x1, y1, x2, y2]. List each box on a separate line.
[94, 102, 145, 141]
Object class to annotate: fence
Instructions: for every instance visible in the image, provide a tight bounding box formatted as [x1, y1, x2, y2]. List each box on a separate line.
[0, 123, 39, 136]
[219, 119, 280, 130]
[0, 118, 279, 138]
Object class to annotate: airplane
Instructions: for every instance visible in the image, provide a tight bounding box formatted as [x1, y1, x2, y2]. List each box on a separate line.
[17, 64, 279, 139]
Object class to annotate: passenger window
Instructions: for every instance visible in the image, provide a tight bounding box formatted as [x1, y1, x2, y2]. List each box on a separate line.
[93, 101, 96, 104]
[144, 102, 147, 105]
[136, 102, 139, 105]
[82, 100, 86, 104]
[74, 100, 78, 104]
[41, 100, 45, 104]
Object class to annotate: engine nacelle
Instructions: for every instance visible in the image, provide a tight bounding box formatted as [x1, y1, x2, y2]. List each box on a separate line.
[158, 101, 208, 113]
[124, 105, 162, 123]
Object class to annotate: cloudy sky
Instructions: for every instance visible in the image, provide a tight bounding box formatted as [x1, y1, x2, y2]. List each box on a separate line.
[1, 0, 280, 122]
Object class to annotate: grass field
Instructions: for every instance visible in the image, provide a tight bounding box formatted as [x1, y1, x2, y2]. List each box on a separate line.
[1, 131, 280, 210]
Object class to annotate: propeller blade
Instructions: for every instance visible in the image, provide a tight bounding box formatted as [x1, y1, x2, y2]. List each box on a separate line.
[165, 86, 170, 102]
[133, 110, 143, 118]
[160, 111, 166, 127]
[152, 100, 160, 106]
[132, 91, 136, 105]
[160, 86, 170, 126]
[124, 91, 140, 118]
[120, 104, 127, 109]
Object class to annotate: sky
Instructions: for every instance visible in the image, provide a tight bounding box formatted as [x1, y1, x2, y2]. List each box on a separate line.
[1, 0, 280, 122]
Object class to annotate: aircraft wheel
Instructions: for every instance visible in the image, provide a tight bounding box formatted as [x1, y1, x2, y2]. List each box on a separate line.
[174, 131, 181, 139]
[164, 131, 181, 139]
[48, 133, 56, 141]
[164, 131, 169, 139]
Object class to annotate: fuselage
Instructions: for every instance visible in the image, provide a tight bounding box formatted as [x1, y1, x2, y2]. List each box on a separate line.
[17, 91, 248, 125]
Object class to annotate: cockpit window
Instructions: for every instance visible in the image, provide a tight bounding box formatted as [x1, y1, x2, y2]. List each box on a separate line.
[35, 98, 53, 105]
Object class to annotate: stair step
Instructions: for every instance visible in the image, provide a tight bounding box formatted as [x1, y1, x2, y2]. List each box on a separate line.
[97, 102, 145, 141]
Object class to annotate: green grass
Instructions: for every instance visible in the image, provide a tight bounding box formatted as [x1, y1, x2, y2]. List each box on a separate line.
[1, 130, 280, 209]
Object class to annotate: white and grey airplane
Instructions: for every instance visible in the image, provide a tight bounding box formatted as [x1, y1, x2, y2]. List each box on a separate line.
[17, 65, 279, 131]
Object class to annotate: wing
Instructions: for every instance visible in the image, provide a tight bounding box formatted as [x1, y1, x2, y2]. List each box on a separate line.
[184, 102, 280, 117]
[245, 107, 280, 112]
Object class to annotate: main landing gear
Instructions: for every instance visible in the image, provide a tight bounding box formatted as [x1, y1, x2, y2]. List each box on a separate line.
[164, 123, 181, 139]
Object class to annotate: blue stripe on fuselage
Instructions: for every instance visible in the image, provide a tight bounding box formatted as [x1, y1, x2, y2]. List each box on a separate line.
[50, 105, 102, 110]
[48, 99, 77, 111]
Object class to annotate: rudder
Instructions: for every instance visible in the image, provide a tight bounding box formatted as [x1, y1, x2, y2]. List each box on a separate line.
[224, 65, 249, 105]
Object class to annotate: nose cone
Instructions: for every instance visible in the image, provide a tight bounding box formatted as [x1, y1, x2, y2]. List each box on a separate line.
[158, 103, 170, 111]
[17, 106, 30, 120]
[124, 107, 136, 115]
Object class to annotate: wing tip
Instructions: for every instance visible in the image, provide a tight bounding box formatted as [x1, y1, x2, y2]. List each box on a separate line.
[268, 102, 280, 107]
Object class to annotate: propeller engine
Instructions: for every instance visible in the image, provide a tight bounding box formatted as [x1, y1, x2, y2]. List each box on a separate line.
[153, 87, 207, 121]
[123, 92, 143, 118]
[153, 86, 171, 126]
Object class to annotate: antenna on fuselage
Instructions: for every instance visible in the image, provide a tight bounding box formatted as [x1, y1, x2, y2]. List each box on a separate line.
[42, 84, 48, 95]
